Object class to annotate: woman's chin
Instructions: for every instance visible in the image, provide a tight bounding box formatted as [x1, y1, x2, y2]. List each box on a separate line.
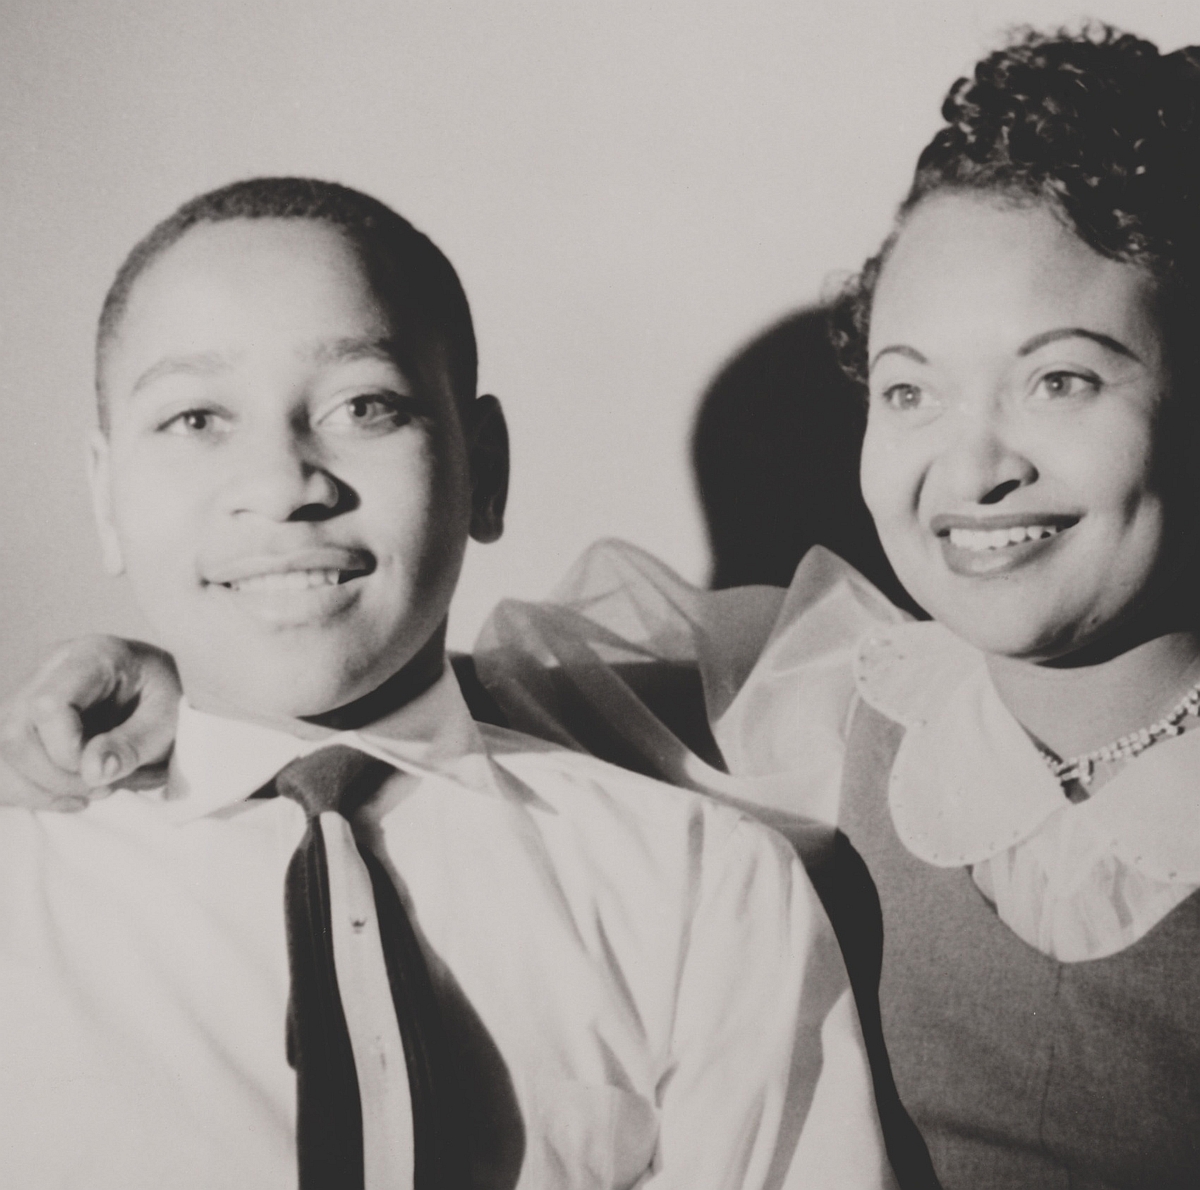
[924, 599, 1097, 665]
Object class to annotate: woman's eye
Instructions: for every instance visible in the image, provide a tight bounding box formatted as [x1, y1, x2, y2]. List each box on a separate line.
[1035, 371, 1099, 399]
[320, 393, 412, 431]
[879, 383, 926, 411]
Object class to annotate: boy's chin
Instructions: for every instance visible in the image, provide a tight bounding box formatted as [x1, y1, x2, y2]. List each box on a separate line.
[180, 653, 413, 726]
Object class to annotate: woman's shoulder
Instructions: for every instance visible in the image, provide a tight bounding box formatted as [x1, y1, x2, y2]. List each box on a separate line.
[710, 546, 909, 815]
[473, 540, 910, 823]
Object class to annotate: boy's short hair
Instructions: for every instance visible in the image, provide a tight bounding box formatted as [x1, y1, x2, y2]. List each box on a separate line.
[96, 177, 477, 428]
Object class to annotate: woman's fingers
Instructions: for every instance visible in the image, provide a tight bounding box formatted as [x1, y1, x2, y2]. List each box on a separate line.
[80, 732, 160, 789]
[28, 690, 87, 774]
[0, 638, 121, 787]
[76, 642, 181, 788]
[0, 701, 89, 806]
[0, 636, 181, 808]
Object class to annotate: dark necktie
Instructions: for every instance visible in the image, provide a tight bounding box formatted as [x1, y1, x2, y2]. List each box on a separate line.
[272, 744, 462, 1189]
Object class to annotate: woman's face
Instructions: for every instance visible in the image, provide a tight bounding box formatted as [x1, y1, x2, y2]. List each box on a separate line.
[861, 192, 1176, 662]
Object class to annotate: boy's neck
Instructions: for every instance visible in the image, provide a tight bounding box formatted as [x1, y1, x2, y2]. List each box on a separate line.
[986, 629, 1200, 759]
[305, 642, 446, 733]
[185, 631, 448, 740]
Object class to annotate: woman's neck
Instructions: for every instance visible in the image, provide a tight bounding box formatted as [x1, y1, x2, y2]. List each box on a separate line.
[986, 630, 1200, 758]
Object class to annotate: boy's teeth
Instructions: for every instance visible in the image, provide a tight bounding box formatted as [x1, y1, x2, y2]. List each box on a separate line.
[227, 569, 344, 592]
[946, 525, 1061, 551]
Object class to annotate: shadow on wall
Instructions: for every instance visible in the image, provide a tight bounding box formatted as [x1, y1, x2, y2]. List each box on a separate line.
[691, 305, 922, 616]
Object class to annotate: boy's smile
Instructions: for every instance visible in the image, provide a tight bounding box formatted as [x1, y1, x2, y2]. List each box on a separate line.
[90, 217, 483, 720]
[204, 545, 377, 626]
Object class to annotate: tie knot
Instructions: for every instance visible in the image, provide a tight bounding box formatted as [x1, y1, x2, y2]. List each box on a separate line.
[274, 744, 394, 818]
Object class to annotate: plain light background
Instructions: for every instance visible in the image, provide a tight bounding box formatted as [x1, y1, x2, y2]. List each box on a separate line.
[2, 0, 1196, 695]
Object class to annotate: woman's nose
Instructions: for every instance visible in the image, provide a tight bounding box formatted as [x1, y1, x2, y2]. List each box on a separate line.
[938, 405, 1038, 505]
[222, 428, 342, 521]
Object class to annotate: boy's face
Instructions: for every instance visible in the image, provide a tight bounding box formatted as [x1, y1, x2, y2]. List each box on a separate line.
[91, 218, 489, 720]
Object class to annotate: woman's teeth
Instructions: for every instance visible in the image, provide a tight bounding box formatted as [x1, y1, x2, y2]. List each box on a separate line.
[946, 525, 1063, 552]
[225, 569, 348, 592]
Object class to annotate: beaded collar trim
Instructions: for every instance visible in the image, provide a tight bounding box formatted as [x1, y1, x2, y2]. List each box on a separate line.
[1039, 680, 1200, 788]
[852, 619, 1200, 883]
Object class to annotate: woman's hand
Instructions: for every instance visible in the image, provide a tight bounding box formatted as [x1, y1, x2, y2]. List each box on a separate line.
[0, 637, 181, 810]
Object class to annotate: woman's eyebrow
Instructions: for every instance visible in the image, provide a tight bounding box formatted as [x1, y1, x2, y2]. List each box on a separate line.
[1016, 327, 1142, 361]
[868, 344, 928, 373]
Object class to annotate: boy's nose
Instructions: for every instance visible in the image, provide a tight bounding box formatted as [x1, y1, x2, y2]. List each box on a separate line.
[222, 434, 343, 522]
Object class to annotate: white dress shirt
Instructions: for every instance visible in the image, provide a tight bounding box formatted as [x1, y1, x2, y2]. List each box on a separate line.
[475, 540, 1200, 963]
[0, 663, 890, 1189]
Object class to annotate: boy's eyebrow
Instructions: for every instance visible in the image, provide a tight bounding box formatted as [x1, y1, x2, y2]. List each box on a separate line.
[131, 351, 235, 396]
[307, 336, 408, 367]
[128, 338, 413, 398]
[307, 336, 422, 394]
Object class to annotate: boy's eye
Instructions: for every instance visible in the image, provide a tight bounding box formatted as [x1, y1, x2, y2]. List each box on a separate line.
[318, 393, 413, 432]
[1034, 371, 1100, 400]
[162, 409, 228, 436]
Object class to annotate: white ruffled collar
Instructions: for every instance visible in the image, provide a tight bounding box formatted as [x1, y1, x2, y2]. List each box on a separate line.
[854, 621, 1200, 884]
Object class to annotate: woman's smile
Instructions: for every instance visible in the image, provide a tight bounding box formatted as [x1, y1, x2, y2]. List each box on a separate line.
[932, 513, 1080, 577]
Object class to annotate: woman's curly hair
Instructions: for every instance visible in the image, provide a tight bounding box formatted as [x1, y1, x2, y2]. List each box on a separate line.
[830, 25, 1200, 387]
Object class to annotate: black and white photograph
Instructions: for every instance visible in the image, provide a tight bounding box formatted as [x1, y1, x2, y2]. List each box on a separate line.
[2, 2, 1199, 1186]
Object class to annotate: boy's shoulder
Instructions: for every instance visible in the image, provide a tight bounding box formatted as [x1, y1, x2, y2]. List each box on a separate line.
[452, 650, 750, 830]
[474, 718, 796, 874]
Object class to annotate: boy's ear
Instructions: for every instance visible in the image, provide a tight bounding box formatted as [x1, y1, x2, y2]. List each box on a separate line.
[465, 394, 509, 544]
[87, 430, 125, 576]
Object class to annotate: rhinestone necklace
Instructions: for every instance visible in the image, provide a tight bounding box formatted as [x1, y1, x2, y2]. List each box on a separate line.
[1040, 678, 1200, 788]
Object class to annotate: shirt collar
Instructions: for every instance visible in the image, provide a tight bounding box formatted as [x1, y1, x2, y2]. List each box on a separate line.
[855, 621, 1077, 866]
[854, 621, 1200, 879]
[160, 664, 503, 824]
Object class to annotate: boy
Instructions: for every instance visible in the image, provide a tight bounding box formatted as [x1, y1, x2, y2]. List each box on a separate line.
[0, 179, 890, 1187]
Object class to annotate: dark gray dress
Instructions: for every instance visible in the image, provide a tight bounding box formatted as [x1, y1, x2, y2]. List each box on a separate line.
[834, 699, 1200, 1189]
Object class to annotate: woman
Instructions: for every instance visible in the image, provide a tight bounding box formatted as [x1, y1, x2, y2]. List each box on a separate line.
[818, 27, 1200, 1185]
[5, 22, 1200, 1190]
[491, 27, 1200, 1185]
